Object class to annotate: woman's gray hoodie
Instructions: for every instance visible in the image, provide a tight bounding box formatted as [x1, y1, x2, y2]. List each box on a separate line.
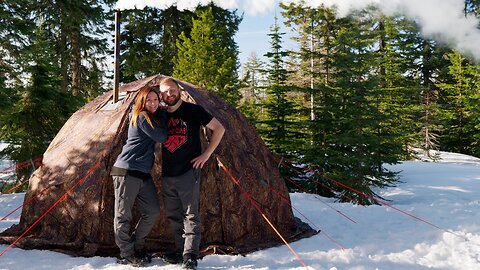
[113, 109, 167, 174]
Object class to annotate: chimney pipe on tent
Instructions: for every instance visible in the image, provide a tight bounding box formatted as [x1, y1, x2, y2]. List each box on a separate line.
[113, 10, 121, 103]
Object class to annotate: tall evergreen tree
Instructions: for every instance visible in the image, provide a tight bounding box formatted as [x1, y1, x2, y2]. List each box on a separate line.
[373, 15, 422, 161]
[0, 61, 12, 120]
[0, 0, 33, 58]
[437, 51, 480, 156]
[0, 24, 83, 183]
[414, 39, 453, 156]
[238, 52, 267, 124]
[1, 0, 34, 149]
[281, 2, 335, 122]
[173, 5, 241, 105]
[33, 0, 114, 98]
[157, 6, 194, 76]
[120, 7, 163, 82]
[321, 11, 401, 204]
[1, 0, 35, 102]
[195, 3, 243, 75]
[280, 5, 401, 200]
[281, 2, 338, 159]
[260, 16, 298, 156]
[119, 6, 194, 81]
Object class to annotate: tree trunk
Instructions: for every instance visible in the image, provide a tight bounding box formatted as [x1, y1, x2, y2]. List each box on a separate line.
[71, 27, 81, 96]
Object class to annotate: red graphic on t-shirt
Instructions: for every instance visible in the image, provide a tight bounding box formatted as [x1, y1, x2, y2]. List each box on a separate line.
[164, 118, 187, 152]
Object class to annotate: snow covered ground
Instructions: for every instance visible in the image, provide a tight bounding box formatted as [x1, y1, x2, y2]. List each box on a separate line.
[1, 151, 480, 270]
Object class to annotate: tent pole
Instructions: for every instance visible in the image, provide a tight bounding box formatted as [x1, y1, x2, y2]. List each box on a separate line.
[113, 10, 121, 103]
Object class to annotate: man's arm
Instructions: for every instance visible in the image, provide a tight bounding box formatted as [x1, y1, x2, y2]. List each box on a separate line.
[191, 117, 225, 169]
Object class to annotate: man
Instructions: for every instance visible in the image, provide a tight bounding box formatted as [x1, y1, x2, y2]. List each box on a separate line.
[159, 77, 225, 270]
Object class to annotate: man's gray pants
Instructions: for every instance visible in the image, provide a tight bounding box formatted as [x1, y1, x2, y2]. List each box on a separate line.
[113, 174, 160, 258]
[162, 168, 201, 257]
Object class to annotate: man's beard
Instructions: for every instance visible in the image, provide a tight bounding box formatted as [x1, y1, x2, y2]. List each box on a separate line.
[164, 94, 181, 106]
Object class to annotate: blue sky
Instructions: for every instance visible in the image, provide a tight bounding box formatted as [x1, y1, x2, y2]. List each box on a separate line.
[235, 11, 276, 66]
[234, 7, 294, 68]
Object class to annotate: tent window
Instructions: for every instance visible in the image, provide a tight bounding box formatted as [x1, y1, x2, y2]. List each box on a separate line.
[100, 92, 128, 111]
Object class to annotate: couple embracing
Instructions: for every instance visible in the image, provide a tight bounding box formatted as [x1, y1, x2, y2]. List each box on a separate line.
[110, 77, 225, 269]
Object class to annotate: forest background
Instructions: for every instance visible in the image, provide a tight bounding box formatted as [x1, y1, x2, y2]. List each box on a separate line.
[1, 0, 480, 204]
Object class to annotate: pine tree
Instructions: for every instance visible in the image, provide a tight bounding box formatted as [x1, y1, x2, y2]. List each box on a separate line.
[0, 62, 12, 118]
[415, 39, 453, 157]
[119, 6, 195, 81]
[0, 0, 35, 98]
[33, 0, 114, 98]
[173, 5, 241, 105]
[374, 15, 422, 161]
[0, 0, 34, 147]
[285, 9, 404, 204]
[437, 51, 480, 156]
[0, 0, 33, 55]
[280, 5, 398, 200]
[120, 7, 164, 82]
[157, 6, 195, 76]
[238, 52, 267, 124]
[0, 24, 83, 184]
[260, 16, 298, 156]
[320, 11, 395, 204]
[195, 3, 242, 74]
[281, 2, 334, 122]
[281, 3, 338, 151]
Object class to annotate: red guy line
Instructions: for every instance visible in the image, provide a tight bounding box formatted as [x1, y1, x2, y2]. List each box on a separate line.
[284, 158, 453, 234]
[0, 186, 51, 221]
[0, 160, 100, 257]
[217, 158, 310, 270]
[269, 186, 347, 252]
[281, 161, 366, 207]
[280, 170, 357, 224]
[0, 156, 42, 175]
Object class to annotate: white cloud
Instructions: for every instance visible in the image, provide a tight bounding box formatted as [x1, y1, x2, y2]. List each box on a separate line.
[243, 0, 277, 16]
[286, 0, 480, 60]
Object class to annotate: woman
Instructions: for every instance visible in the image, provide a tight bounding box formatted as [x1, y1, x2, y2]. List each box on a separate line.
[111, 86, 167, 267]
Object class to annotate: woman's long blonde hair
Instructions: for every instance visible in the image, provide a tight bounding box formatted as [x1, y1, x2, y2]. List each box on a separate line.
[130, 86, 161, 128]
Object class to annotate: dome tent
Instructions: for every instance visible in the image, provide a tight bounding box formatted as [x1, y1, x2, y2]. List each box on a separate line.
[0, 74, 316, 257]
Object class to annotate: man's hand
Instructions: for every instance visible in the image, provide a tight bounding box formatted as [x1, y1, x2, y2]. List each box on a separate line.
[190, 117, 225, 169]
[191, 152, 211, 169]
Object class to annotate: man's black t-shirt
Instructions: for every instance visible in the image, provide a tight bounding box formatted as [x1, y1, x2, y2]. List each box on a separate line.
[162, 101, 213, 177]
